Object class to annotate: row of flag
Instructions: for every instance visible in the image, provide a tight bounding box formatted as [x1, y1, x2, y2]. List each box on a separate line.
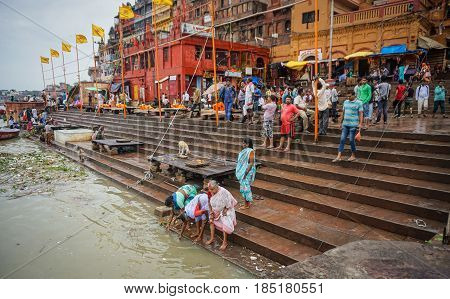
[40, 24, 104, 64]
[40, 1, 173, 64]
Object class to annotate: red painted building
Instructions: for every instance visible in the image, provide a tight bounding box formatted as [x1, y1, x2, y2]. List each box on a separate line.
[115, 19, 269, 102]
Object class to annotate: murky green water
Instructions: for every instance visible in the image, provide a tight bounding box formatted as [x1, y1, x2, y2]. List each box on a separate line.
[0, 139, 253, 279]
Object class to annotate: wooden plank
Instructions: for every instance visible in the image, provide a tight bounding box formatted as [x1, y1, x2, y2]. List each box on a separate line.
[151, 153, 237, 178]
[92, 139, 144, 147]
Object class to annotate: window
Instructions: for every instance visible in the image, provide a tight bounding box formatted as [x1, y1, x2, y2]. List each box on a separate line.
[163, 47, 169, 62]
[302, 11, 318, 24]
[149, 51, 155, 67]
[125, 57, 131, 71]
[230, 51, 239, 67]
[195, 46, 202, 60]
[195, 8, 200, 17]
[139, 53, 145, 69]
[220, 0, 224, 8]
[205, 47, 212, 59]
[131, 55, 137, 70]
[285, 20, 291, 33]
[217, 50, 228, 66]
[257, 26, 263, 37]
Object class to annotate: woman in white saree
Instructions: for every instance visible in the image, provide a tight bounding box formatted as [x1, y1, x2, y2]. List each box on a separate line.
[205, 180, 238, 250]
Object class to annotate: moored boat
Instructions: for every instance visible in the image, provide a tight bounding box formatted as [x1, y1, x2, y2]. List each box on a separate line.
[0, 128, 20, 140]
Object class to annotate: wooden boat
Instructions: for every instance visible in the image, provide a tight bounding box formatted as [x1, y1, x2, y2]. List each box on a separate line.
[0, 128, 20, 140]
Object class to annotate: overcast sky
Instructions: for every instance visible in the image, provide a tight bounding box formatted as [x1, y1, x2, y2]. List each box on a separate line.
[0, 0, 125, 91]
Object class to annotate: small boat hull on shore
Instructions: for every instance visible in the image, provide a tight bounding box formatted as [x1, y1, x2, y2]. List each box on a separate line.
[0, 128, 20, 140]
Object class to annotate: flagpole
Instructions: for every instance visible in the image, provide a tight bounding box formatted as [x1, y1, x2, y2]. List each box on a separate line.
[50, 55, 57, 101]
[152, 1, 162, 122]
[62, 51, 69, 110]
[328, 0, 334, 80]
[314, 0, 319, 143]
[119, 19, 127, 119]
[210, 0, 219, 127]
[40, 62, 46, 90]
[76, 43, 82, 111]
[92, 37, 100, 112]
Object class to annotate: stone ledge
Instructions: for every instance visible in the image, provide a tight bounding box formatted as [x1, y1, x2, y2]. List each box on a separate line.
[276, 240, 450, 279]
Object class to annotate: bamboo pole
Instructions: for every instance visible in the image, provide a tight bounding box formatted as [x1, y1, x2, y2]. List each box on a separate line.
[119, 20, 127, 119]
[75, 43, 82, 111]
[92, 37, 101, 115]
[328, 0, 334, 80]
[40, 63, 46, 90]
[152, 1, 162, 122]
[314, 0, 319, 143]
[50, 55, 57, 102]
[62, 51, 69, 110]
[210, 0, 219, 127]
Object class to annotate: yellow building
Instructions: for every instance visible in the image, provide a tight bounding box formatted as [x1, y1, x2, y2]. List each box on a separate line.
[272, 0, 435, 64]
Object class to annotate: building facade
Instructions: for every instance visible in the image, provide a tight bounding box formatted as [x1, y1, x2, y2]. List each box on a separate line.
[104, 0, 269, 102]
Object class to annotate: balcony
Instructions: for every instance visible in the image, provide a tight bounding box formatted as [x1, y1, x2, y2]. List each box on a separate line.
[333, 0, 415, 27]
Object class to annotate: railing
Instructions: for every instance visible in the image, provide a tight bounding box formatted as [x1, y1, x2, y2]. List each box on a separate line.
[333, 0, 415, 27]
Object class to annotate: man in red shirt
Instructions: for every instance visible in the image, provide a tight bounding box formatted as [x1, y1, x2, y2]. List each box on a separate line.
[275, 96, 300, 152]
[393, 79, 406, 118]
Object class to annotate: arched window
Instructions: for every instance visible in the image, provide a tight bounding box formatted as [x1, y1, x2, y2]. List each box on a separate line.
[285, 20, 291, 33]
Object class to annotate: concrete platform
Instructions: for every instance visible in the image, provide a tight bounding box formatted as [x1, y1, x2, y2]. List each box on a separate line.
[277, 240, 450, 279]
[54, 128, 93, 145]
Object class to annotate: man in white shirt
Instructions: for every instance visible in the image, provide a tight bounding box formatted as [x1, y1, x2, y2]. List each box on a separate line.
[241, 78, 255, 123]
[182, 91, 190, 106]
[96, 93, 105, 107]
[313, 77, 330, 135]
[294, 93, 310, 132]
[330, 84, 339, 122]
[415, 82, 429, 117]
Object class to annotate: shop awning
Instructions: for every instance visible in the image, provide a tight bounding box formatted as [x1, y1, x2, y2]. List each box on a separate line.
[85, 87, 108, 92]
[283, 61, 309, 70]
[110, 83, 121, 93]
[111, 81, 129, 93]
[418, 36, 447, 50]
[380, 44, 407, 55]
[344, 51, 374, 60]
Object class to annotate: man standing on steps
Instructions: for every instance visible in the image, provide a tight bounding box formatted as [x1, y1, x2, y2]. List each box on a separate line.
[241, 78, 254, 124]
[220, 79, 236, 122]
[416, 81, 430, 118]
[275, 96, 300, 152]
[433, 81, 447, 118]
[375, 76, 391, 124]
[333, 93, 363, 163]
[358, 77, 372, 130]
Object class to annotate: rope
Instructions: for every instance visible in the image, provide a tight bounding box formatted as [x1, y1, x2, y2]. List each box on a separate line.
[132, 34, 211, 186]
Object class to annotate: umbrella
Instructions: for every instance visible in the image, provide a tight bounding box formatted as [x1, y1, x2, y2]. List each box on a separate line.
[344, 51, 374, 60]
[283, 61, 309, 70]
[203, 83, 225, 96]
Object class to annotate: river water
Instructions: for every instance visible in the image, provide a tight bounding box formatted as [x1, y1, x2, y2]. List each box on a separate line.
[0, 138, 252, 279]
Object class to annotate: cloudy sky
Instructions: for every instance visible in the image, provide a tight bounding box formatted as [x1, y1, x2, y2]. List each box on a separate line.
[0, 0, 125, 91]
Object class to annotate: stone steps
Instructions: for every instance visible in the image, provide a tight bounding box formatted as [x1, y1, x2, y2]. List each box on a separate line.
[52, 113, 450, 173]
[50, 110, 450, 265]
[52, 115, 450, 205]
[67, 141, 419, 259]
[53, 112, 450, 161]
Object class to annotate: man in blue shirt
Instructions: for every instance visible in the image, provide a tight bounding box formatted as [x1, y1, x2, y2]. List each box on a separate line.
[333, 94, 363, 162]
[219, 79, 236, 122]
[433, 81, 447, 118]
